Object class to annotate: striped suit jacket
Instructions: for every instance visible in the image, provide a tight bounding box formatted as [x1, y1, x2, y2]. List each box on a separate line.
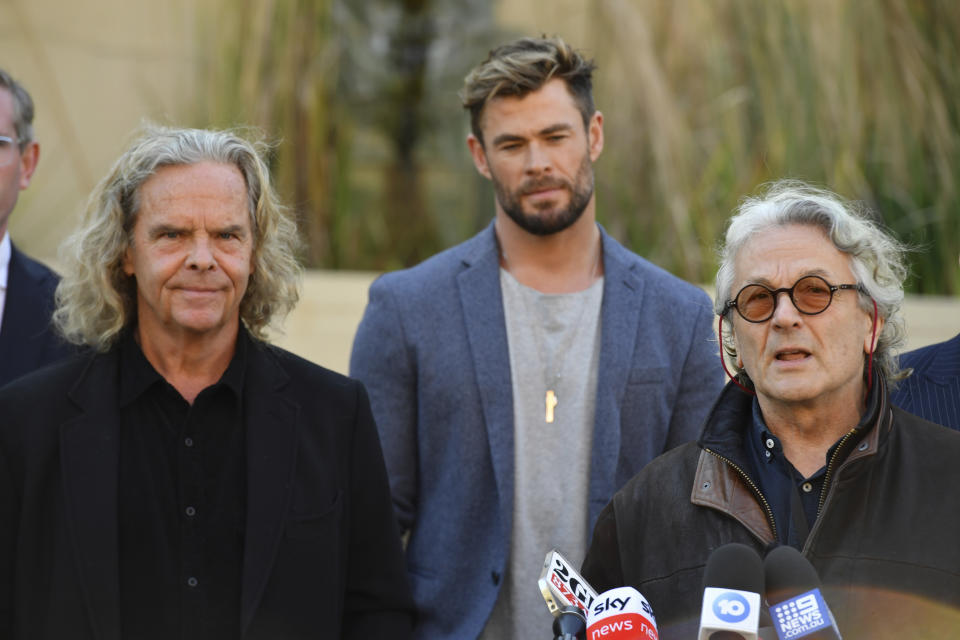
[891, 332, 960, 430]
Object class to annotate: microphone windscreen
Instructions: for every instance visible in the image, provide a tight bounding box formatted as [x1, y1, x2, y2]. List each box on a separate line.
[698, 544, 764, 640]
[703, 543, 765, 593]
[763, 546, 842, 639]
[763, 545, 821, 605]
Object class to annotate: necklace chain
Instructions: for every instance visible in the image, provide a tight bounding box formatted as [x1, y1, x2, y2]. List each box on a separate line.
[501, 241, 602, 423]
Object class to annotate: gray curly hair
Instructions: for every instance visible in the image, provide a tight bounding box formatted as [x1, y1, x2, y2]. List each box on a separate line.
[715, 180, 909, 387]
[54, 124, 303, 351]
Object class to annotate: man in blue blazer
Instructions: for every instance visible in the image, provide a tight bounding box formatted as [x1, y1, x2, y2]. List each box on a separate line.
[892, 332, 960, 430]
[0, 68, 71, 388]
[350, 37, 723, 639]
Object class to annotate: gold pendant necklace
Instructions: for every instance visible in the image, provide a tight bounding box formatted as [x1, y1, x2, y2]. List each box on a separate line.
[545, 389, 558, 423]
[500, 240, 602, 424]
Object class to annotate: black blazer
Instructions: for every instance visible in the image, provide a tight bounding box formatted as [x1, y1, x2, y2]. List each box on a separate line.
[0, 339, 414, 639]
[0, 244, 72, 388]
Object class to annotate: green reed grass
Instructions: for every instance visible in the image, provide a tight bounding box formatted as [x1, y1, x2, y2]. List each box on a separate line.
[589, 0, 960, 292]
[196, 0, 960, 294]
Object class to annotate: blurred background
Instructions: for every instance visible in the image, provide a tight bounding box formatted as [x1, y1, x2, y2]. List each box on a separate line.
[2, 0, 958, 371]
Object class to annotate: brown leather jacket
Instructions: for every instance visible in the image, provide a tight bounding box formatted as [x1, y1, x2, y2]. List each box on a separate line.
[582, 381, 960, 639]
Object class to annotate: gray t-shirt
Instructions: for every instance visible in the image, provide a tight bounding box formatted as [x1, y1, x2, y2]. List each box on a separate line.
[480, 269, 603, 639]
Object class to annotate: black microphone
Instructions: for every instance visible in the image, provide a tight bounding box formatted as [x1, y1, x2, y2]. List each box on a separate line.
[553, 605, 586, 640]
[763, 546, 841, 639]
[698, 543, 765, 640]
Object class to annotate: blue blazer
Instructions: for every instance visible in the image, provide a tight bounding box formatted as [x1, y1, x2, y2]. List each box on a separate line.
[350, 223, 724, 639]
[0, 244, 72, 388]
[891, 333, 960, 430]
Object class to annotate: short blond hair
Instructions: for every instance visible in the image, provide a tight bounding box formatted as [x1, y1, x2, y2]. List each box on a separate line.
[461, 36, 596, 144]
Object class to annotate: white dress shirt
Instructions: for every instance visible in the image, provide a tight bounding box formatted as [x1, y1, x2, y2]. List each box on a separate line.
[0, 231, 11, 336]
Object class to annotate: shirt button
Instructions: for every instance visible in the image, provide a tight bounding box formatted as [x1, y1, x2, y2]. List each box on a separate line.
[184, 437, 194, 448]
[187, 577, 198, 587]
[802, 482, 813, 493]
[764, 450, 772, 459]
[185, 506, 197, 517]
[765, 438, 775, 449]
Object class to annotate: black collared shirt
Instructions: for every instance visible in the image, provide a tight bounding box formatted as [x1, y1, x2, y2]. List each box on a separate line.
[744, 381, 878, 549]
[117, 329, 248, 640]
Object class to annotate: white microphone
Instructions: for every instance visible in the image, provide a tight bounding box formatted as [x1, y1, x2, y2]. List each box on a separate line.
[585, 586, 659, 640]
[539, 549, 599, 618]
[698, 543, 764, 640]
[764, 546, 842, 640]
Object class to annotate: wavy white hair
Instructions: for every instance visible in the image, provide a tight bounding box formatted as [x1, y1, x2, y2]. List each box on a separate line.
[715, 180, 909, 387]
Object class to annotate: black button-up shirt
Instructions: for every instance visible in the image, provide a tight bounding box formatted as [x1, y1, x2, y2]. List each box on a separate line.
[744, 380, 880, 549]
[745, 400, 832, 548]
[117, 329, 248, 640]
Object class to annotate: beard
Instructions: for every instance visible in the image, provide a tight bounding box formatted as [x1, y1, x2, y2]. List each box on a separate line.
[491, 153, 595, 236]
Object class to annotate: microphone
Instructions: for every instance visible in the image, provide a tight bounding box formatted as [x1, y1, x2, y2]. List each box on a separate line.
[553, 605, 587, 640]
[763, 546, 841, 640]
[698, 543, 764, 640]
[586, 586, 659, 640]
[539, 549, 599, 618]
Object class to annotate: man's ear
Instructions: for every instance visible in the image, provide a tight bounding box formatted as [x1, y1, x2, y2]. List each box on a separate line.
[864, 309, 884, 355]
[467, 134, 492, 180]
[122, 245, 135, 276]
[18, 140, 39, 190]
[588, 111, 604, 162]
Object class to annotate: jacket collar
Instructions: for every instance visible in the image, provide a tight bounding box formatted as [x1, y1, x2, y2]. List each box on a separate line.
[239, 339, 298, 635]
[697, 370, 891, 467]
[61, 352, 123, 640]
[457, 223, 515, 543]
[909, 333, 960, 385]
[692, 371, 893, 545]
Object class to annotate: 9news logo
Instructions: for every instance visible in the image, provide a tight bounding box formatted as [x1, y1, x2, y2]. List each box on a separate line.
[712, 592, 751, 623]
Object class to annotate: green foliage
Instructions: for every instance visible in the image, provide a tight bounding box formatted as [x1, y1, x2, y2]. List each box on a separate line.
[195, 0, 498, 270]
[196, 0, 960, 293]
[588, 0, 960, 293]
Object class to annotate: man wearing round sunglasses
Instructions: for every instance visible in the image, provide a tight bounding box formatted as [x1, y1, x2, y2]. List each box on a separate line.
[581, 180, 960, 638]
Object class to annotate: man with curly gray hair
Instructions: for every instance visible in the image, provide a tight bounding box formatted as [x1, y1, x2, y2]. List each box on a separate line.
[0, 126, 413, 639]
[581, 180, 960, 638]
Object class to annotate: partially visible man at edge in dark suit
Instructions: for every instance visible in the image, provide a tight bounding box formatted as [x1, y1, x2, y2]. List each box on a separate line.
[0, 67, 72, 387]
[0, 125, 414, 640]
[891, 253, 960, 430]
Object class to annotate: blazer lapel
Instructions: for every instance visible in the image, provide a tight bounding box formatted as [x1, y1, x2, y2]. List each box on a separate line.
[588, 230, 645, 527]
[61, 355, 122, 640]
[457, 225, 515, 537]
[240, 343, 299, 635]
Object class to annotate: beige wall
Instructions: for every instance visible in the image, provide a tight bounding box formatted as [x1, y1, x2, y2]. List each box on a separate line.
[278, 271, 959, 376]
[0, 0, 198, 262]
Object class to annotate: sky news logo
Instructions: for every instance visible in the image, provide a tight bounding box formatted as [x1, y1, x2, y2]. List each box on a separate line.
[771, 589, 829, 639]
